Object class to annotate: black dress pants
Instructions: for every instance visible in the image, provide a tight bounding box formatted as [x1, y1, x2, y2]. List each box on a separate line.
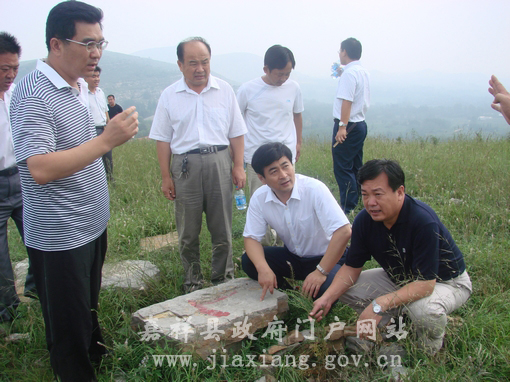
[28, 230, 107, 382]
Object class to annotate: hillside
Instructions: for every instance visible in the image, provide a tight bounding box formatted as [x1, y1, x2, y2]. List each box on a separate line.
[16, 50, 510, 140]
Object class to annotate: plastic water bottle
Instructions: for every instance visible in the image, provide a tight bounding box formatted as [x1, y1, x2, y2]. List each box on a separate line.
[234, 189, 247, 210]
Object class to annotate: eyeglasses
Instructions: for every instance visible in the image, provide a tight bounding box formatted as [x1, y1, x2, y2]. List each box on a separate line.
[65, 39, 108, 52]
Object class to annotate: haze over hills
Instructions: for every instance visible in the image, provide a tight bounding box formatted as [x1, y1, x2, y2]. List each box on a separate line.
[16, 49, 509, 140]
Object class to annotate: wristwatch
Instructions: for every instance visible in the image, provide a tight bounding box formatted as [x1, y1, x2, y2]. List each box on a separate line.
[372, 299, 383, 315]
[338, 122, 347, 128]
[316, 264, 329, 276]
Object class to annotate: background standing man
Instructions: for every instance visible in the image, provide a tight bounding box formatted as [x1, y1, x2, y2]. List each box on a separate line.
[0, 32, 35, 324]
[242, 143, 351, 301]
[332, 37, 370, 215]
[107, 94, 123, 120]
[237, 45, 303, 246]
[310, 159, 471, 355]
[150, 37, 246, 294]
[85, 65, 113, 181]
[10, 2, 138, 380]
[237, 44, 303, 194]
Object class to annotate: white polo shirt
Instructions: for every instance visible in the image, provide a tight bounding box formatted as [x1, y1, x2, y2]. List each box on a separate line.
[149, 76, 247, 154]
[237, 77, 304, 164]
[243, 174, 350, 257]
[88, 86, 108, 126]
[333, 61, 370, 122]
[0, 84, 16, 170]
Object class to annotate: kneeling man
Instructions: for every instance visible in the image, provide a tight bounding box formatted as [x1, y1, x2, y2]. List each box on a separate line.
[310, 159, 472, 354]
[242, 143, 351, 301]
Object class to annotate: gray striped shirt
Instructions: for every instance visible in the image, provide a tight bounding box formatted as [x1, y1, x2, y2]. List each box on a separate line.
[10, 60, 109, 251]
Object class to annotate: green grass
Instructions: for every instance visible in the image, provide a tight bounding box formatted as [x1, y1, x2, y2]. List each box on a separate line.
[2, 135, 510, 381]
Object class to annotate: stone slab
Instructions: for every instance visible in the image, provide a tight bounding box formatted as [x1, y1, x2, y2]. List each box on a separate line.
[102, 260, 160, 290]
[140, 232, 178, 251]
[131, 278, 289, 358]
[15, 259, 160, 294]
[14, 259, 30, 302]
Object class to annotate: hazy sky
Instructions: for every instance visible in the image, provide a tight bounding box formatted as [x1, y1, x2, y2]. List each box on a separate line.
[3, 0, 510, 79]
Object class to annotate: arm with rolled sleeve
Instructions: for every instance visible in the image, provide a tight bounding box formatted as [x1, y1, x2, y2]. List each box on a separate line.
[302, 181, 351, 297]
[227, 86, 247, 189]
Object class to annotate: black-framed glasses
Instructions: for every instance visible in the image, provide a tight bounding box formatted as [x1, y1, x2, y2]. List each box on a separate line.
[65, 39, 108, 52]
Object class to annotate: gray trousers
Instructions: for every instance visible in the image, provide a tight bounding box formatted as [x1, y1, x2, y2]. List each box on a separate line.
[172, 149, 234, 288]
[0, 170, 35, 322]
[339, 268, 472, 354]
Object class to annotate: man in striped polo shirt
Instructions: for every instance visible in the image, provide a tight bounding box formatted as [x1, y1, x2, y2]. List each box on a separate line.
[10, 2, 138, 381]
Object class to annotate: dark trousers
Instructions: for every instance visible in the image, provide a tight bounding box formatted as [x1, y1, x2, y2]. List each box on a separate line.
[242, 246, 346, 298]
[28, 230, 108, 382]
[332, 119, 367, 214]
[0, 169, 36, 322]
[95, 127, 113, 182]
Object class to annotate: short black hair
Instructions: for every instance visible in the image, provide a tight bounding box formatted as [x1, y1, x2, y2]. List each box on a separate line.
[0, 32, 21, 56]
[341, 37, 362, 61]
[94, 65, 101, 74]
[46, 1, 103, 51]
[177, 37, 211, 62]
[358, 159, 405, 192]
[107, 94, 115, 99]
[264, 45, 295, 71]
[252, 142, 293, 177]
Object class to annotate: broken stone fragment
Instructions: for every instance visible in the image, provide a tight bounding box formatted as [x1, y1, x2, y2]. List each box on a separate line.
[282, 330, 304, 346]
[267, 345, 287, 355]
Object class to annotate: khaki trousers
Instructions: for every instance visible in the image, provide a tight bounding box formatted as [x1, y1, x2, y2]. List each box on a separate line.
[338, 268, 472, 354]
[172, 149, 234, 288]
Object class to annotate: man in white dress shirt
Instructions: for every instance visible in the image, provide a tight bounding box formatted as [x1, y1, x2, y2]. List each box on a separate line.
[0, 32, 35, 324]
[85, 65, 113, 180]
[332, 37, 370, 215]
[150, 37, 246, 293]
[242, 142, 351, 301]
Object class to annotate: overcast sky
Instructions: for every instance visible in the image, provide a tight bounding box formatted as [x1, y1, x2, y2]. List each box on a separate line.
[3, 0, 510, 80]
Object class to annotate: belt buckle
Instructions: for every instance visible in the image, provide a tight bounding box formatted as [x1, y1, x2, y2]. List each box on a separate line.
[199, 147, 210, 155]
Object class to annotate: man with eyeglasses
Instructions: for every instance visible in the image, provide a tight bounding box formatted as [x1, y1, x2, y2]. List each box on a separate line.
[150, 37, 246, 294]
[10, 2, 138, 381]
[85, 65, 114, 181]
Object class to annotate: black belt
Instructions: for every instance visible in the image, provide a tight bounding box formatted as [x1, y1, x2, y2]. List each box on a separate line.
[185, 145, 228, 155]
[0, 166, 18, 177]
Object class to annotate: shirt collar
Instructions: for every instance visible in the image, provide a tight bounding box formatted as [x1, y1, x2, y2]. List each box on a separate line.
[393, 194, 411, 226]
[175, 75, 220, 94]
[264, 174, 302, 205]
[36, 60, 89, 107]
[36, 59, 73, 90]
[344, 60, 361, 70]
[2, 83, 15, 108]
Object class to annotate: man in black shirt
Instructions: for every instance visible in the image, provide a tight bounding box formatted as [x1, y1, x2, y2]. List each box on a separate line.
[310, 159, 472, 354]
[107, 94, 123, 119]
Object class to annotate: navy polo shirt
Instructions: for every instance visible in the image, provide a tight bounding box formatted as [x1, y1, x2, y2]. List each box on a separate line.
[346, 195, 466, 285]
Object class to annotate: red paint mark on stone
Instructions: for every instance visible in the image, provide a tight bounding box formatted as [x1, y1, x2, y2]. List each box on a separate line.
[187, 290, 237, 317]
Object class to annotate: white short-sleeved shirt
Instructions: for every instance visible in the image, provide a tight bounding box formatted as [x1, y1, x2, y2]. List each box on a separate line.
[10, 60, 109, 251]
[88, 86, 108, 126]
[243, 174, 350, 257]
[149, 76, 247, 154]
[333, 61, 370, 122]
[0, 84, 16, 170]
[237, 77, 304, 164]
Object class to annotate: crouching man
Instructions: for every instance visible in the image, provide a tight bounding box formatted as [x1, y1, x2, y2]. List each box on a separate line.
[242, 142, 351, 301]
[310, 159, 472, 354]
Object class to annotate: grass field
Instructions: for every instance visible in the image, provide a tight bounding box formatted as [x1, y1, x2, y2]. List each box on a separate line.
[2, 135, 510, 381]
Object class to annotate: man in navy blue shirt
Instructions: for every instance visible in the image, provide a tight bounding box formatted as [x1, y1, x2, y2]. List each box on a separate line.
[310, 159, 472, 354]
